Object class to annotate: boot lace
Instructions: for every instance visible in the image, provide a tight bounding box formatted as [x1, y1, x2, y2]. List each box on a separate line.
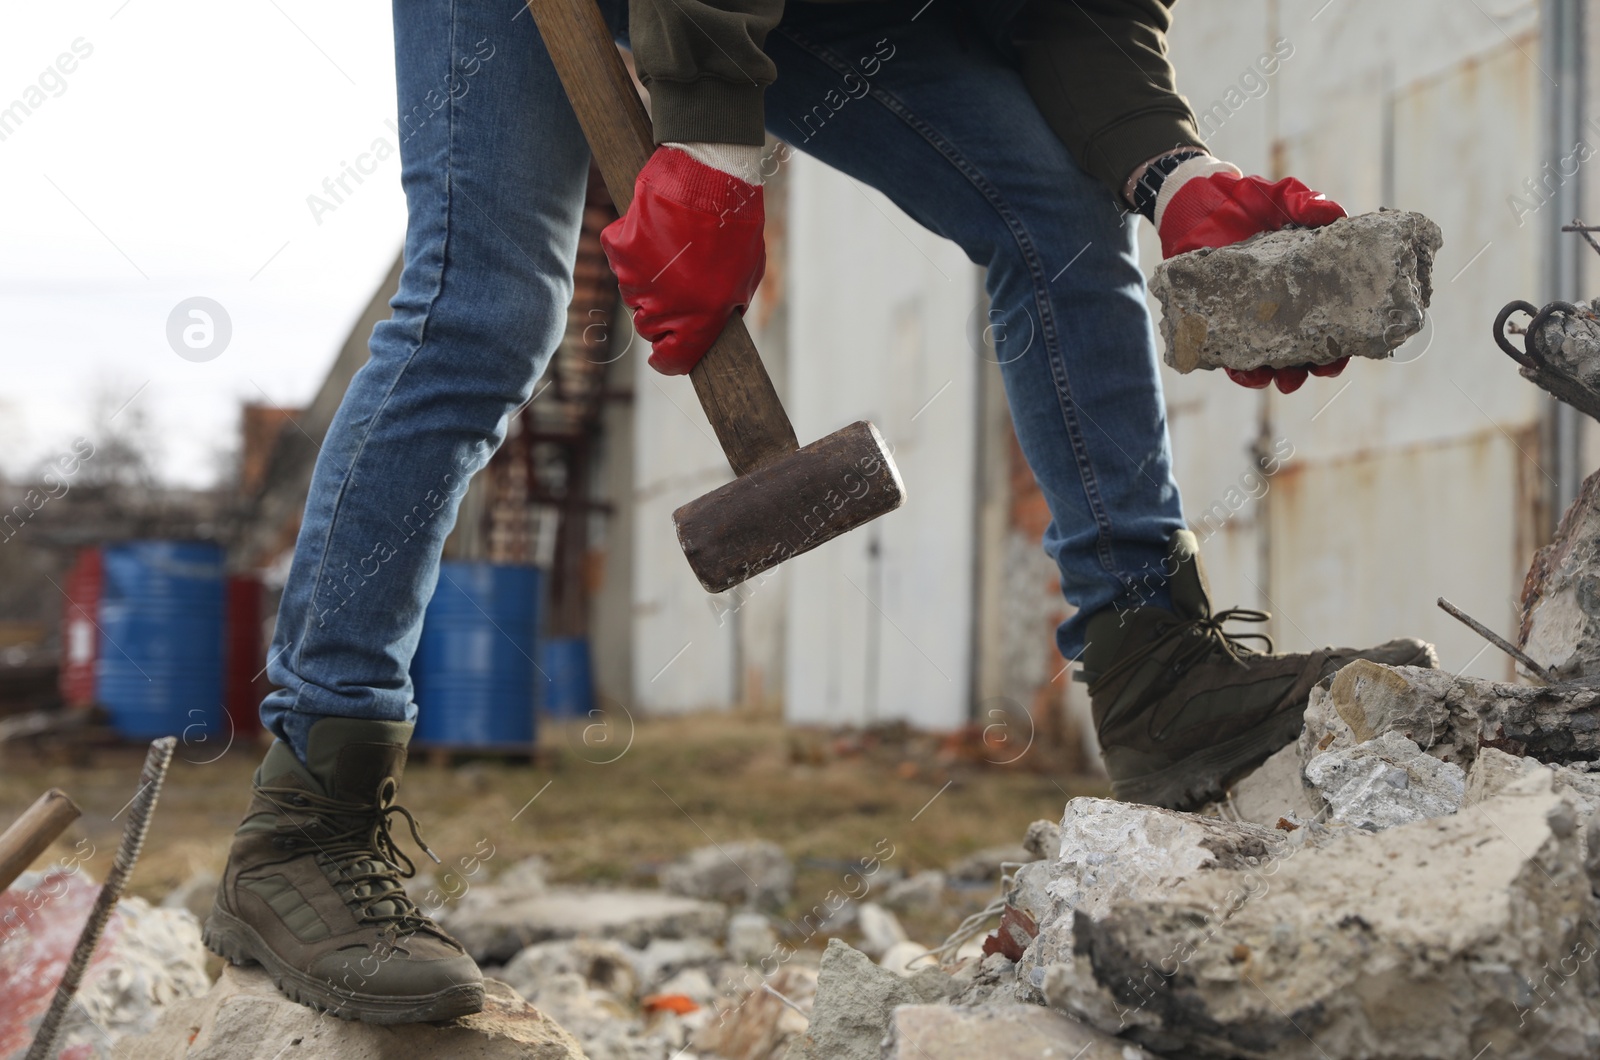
[1094, 606, 1276, 692]
[259, 780, 452, 943]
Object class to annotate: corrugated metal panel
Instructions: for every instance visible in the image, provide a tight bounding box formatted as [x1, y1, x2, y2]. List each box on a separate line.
[784, 154, 980, 729]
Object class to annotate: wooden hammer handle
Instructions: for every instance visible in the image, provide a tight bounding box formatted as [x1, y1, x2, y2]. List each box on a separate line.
[0, 788, 81, 893]
[527, 0, 799, 477]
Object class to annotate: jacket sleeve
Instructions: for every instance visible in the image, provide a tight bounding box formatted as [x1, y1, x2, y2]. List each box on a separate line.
[1012, 0, 1207, 198]
[628, 0, 783, 146]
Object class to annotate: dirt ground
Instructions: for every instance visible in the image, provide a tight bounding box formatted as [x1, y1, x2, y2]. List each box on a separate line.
[0, 706, 1104, 948]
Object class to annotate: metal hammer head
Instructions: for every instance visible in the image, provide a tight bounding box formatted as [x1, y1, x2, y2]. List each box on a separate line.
[673, 420, 906, 593]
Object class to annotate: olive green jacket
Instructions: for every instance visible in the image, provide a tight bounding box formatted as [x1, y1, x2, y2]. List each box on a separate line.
[629, 0, 1207, 197]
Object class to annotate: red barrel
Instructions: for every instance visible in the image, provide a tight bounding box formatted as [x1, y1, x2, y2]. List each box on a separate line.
[58, 547, 101, 709]
[224, 575, 266, 738]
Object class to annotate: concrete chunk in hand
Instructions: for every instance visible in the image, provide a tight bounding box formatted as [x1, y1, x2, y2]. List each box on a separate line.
[1150, 210, 1442, 373]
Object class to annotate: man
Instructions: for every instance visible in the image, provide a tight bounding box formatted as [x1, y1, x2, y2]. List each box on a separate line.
[204, 0, 1435, 1024]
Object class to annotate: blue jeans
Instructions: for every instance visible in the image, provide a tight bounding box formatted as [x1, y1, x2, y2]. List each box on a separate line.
[261, 0, 1184, 757]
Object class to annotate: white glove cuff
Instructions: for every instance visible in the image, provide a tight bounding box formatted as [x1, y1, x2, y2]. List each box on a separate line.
[1153, 154, 1243, 229]
[666, 141, 765, 186]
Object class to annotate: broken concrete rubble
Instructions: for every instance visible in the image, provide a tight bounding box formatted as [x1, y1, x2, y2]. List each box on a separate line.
[1150, 209, 1442, 373]
[1220, 742, 1320, 826]
[877, 940, 935, 976]
[524, 969, 686, 1060]
[725, 911, 778, 965]
[1014, 797, 1287, 1005]
[883, 1004, 1156, 1060]
[441, 886, 728, 964]
[946, 844, 1035, 884]
[694, 963, 816, 1060]
[853, 902, 906, 960]
[781, 939, 948, 1060]
[1467, 745, 1600, 817]
[879, 870, 945, 912]
[1521, 466, 1600, 681]
[660, 841, 794, 909]
[634, 936, 723, 994]
[1301, 659, 1600, 768]
[2, 869, 209, 1060]
[118, 966, 586, 1059]
[499, 937, 641, 1007]
[1042, 772, 1600, 1059]
[1304, 729, 1466, 830]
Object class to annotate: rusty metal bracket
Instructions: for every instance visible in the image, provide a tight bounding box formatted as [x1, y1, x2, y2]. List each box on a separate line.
[1492, 297, 1600, 424]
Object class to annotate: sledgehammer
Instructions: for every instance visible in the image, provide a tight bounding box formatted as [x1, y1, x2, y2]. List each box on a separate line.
[528, 0, 905, 593]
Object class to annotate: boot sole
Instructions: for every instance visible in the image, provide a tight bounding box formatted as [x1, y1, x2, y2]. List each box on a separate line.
[1111, 641, 1439, 811]
[203, 906, 485, 1024]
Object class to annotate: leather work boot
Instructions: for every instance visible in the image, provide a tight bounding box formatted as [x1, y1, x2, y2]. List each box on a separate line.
[1080, 530, 1437, 811]
[204, 718, 484, 1023]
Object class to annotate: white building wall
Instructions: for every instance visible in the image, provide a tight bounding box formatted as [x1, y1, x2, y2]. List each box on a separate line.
[1154, 0, 1551, 679]
[783, 154, 981, 729]
[629, 325, 738, 713]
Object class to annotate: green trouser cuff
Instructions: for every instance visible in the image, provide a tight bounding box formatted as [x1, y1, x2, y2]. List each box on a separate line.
[648, 79, 768, 146]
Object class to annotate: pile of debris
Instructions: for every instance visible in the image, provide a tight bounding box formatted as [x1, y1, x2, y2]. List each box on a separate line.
[17, 473, 1600, 1058]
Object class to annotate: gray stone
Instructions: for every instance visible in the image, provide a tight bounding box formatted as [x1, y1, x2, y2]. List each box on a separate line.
[655, 966, 717, 1005]
[855, 903, 907, 960]
[441, 886, 728, 964]
[1304, 730, 1466, 830]
[1150, 209, 1442, 373]
[1005, 859, 1056, 928]
[783, 940, 949, 1060]
[877, 941, 936, 977]
[884, 1004, 1156, 1060]
[1021, 819, 1062, 861]
[6, 867, 210, 1060]
[947, 845, 1035, 884]
[1301, 659, 1600, 769]
[159, 867, 219, 925]
[1014, 798, 1286, 1007]
[499, 937, 641, 1005]
[1042, 772, 1600, 1059]
[520, 971, 660, 1060]
[660, 841, 794, 909]
[879, 871, 945, 913]
[945, 952, 1018, 1007]
[1220, 742, 1320, 826]
[727, 911, 779, 965]
[695, 963, 816, 1060]
[1521, 467, 1600, 681]
[117, 966, 586, 1059]
[1467, 746, 1600, 811]
[496, 854, 551, 896]
[633, 936, 723, 994]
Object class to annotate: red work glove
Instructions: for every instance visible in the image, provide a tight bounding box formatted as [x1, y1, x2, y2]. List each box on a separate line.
[1153, 155, 1349, 394]
[600, 144, 766, 376]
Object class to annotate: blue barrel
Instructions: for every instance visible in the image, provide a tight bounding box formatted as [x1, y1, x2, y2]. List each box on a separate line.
[412, 562, 540, 748]
[96, 541, 225, 740]
[539, 636, 595, 719]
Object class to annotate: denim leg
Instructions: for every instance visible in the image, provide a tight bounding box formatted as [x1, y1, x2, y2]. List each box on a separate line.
[763, 2, 1186, 658]
[261, 0, 595, 759]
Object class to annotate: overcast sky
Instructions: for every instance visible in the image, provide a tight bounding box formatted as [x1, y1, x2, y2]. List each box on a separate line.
[0, 0, 405, 486]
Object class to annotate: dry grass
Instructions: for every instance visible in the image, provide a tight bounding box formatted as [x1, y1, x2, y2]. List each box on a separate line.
[0, 706, 1106, 949]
